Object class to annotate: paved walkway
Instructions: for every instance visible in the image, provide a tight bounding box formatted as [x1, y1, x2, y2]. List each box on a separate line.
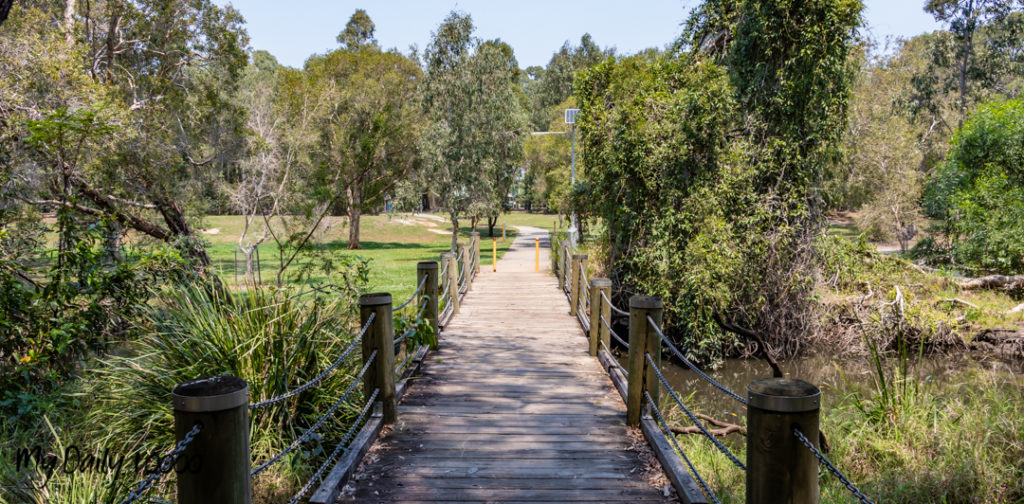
[343, 226, 672, 503]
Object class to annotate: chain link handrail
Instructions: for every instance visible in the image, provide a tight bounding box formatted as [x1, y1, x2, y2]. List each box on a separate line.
[646, 353, 746, 471]
[644, 391, 721, 504]
[249, 313, 375, 410]
[119, 424, 202, 504]
[793, 428, 874, 504]
[287, 388, 380, 504]
[647, 315, 748, 406]
[599, 338, 627, 377]
[394, 327, 414, 347]
[601, 314, 629, 349]
[601, 290, 629, 316]
[394, 276, 428, 312]
[251, 350, 377, 477]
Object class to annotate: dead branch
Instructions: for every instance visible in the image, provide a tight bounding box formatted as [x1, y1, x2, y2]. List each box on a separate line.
[713, 312, 784, 378]
[670, 412, 747, 437]
[939, 297, 979, 309]
[959, 275, 1024, 291]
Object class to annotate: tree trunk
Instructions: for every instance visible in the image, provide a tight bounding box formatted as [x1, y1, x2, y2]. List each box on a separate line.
[0, 0, 14, 28]
[103, 219, 122, 265]
[241, 246, 256, 284]
[957, 0, 975, 128]
[347, 181, 362, 249]
[487, 216, 497, 237]
[348, 206, 361, 249]
[63, 0, 76, 45]
[449, 212, 459, 252]
[155, 197, 211, 268]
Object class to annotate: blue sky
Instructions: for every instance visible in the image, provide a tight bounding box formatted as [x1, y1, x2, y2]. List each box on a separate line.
[216, 1, 942, 69]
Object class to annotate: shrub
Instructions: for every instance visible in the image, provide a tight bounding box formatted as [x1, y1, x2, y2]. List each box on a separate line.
[924, 98, 1024, 273]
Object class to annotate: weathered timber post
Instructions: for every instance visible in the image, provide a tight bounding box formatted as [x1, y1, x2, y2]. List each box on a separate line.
[457, 242, 471, 292]
[589, 278, 612, 356]
[470, 231, 480, 275]
[746, 379, 821, 504]
[562, 244, 571, 291]
[626, 295, 663, 426]
[555, 237, 566, 287]
[442, 252, 459, 316]
[173, 375, 251, 504]
[360, 293, 397, 424]
[417, 261, 439, 350]
[570, 254, 587, 317]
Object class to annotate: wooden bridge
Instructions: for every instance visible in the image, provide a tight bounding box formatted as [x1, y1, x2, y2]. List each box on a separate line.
[338, 227, 682, 503]
[153, 221, 838, 504]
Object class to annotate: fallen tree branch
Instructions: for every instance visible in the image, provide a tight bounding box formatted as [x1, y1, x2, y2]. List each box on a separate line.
[960, 275, 1024, 291]
[939, 297, 979, 309]
[670, 413, 747, 437]
[713, 312, 783, 378]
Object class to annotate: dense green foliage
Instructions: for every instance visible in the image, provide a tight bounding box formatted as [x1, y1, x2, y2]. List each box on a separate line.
[924, 99, 1024, 273]
[578, 0, 862, 361]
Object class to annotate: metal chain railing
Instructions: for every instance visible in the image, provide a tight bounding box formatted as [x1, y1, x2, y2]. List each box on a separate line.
[251, 350, 377, 477]
[394, 276, 428, 312]
[793, 428, 874, 504]
[646, 353, 746, 471]
[647, 315, 748, 406]
[249, 313, 375, 410]
[119, 424, 202, 504]
[287, 388, 380, 504]
[601, 290, 629, 316]
[644, 391, 721, 504]
[599, 338, 627, 378]
[601, 314, 629, 348]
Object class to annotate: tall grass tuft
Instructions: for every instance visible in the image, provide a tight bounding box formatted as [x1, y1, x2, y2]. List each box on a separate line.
[71, 279, 366, 500]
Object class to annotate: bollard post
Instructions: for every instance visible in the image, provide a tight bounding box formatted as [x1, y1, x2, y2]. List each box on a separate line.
[457, 242, 471, 292]
[570, 254, 587, 317]
[360, 293, 397, 424]
[589, 278, 612, 356]
[442, 252, 459, 316]
[535, 238, 540, 272]
[562, 245, 570, 291]
[417, 261, 439, 350]
[174, 375, 252, 504]
[626, 295, 663, 426]
[470, 231, 480, 275]
[746, 379, 821, 504]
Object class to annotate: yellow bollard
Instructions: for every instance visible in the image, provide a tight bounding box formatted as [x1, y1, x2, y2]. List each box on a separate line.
[535, 238, 539, 272]
[492, 238, 497, 272]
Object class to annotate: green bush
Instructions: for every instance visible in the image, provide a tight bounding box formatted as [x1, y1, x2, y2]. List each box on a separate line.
[924, 99, 1024, 274]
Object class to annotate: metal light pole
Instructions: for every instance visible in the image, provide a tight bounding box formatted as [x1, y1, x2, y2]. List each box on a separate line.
[531, 108, 582, 246]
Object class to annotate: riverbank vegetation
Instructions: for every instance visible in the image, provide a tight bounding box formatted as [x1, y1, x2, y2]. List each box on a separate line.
[2, 0, 1024, 502]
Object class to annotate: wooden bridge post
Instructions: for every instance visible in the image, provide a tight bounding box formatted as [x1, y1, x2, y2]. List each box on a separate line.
[173, 375, 251, 504]
[442, 252, 459, 316]
[470, 231, 480, 275]
[626, 295, 662, 426]
[360, 293, 397, 424]
[417, 261, 439, 350]
[457, 242, 471, 292]
[746, 378, 821, 504]
[589, 278, 611, 356]
[562, 244, 571, 291]
[555, 237, 565, 287]
[570, 254, 587, 317]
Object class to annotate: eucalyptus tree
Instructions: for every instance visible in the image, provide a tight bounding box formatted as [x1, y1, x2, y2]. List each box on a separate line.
[289, 10, 422, 250]
[421, 12, 528, 249]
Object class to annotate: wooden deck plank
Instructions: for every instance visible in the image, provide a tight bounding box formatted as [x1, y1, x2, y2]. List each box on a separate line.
[342, 227, 675, 503]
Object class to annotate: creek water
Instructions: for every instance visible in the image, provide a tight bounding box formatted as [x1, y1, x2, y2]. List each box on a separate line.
[613, 349, 1024, 420]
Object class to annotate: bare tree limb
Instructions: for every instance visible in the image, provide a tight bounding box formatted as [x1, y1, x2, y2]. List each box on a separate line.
[713, 312, 784, 378]
[0, 0, 14, 27]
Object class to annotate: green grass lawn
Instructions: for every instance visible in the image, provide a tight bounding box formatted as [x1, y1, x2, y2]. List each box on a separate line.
[200, 213, 519, 302]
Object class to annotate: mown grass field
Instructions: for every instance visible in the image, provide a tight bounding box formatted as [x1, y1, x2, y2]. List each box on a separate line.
[199, 212, 558, 302]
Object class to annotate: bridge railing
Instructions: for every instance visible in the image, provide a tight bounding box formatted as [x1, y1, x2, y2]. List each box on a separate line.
[551, 234, 874, 504]
[119, 235, 482, 504]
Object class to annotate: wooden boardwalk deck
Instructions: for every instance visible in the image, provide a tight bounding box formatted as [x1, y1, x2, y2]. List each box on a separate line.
[343, 227, 675, 503]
